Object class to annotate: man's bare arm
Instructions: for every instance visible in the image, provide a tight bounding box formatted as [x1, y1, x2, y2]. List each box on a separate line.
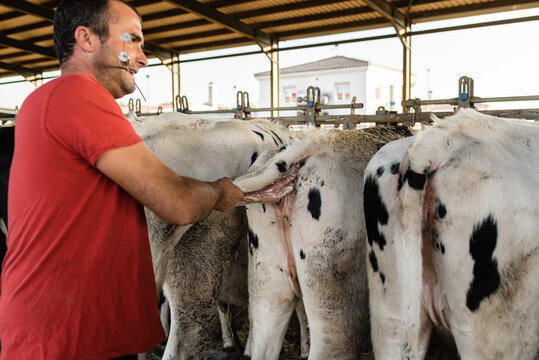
[96, 142, 243, 225]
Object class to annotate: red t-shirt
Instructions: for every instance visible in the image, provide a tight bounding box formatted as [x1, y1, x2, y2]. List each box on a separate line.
[0, 74, 165, 359]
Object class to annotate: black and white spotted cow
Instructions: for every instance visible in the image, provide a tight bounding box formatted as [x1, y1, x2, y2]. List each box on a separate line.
[364, 109, 538, 359]
[129, 112, 294, 360]
[234, 126, 411, 359]
[0, 124, 14, 265]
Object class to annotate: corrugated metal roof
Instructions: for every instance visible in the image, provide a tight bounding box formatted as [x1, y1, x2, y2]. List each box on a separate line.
[254, 55, 369, 77]
[0, 0, 537, 79]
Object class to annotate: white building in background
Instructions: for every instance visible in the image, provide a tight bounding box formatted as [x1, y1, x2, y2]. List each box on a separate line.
[255, 56, 415, 115]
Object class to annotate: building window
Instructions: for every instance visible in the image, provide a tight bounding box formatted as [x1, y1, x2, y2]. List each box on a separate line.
[335, 82, 350, 100]
[283, 86, 297, 103]
[375, 85, 381, 100]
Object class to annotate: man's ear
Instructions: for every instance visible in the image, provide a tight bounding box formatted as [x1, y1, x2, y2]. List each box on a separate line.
[73, 26, 96, 53]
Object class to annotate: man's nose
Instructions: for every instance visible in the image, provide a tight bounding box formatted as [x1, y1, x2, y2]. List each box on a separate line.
[137, 48, 148, 67]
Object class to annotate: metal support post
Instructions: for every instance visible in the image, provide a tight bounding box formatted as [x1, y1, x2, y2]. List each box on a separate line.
[402, 28, 411, 112]
[168, 55, 181, 109]
[26, 72, 43, 88]
[269, 42, 279, 118]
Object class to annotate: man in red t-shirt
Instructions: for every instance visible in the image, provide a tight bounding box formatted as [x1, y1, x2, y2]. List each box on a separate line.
[0, 1, 248, 359]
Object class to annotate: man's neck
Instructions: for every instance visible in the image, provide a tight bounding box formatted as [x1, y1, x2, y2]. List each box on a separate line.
[60, 60, 95, 78]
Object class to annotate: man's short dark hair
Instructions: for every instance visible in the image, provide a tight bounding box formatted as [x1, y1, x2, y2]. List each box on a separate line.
[53, 0, 140, 65]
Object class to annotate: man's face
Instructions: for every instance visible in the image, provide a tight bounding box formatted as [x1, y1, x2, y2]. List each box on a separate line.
[94, 0, 147, 99]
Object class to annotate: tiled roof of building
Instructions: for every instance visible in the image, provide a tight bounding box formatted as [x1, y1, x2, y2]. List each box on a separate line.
[255, 56, 369, 77]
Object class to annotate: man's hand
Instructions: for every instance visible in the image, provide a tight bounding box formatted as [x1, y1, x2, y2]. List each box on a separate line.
[213, 177, 244, 212]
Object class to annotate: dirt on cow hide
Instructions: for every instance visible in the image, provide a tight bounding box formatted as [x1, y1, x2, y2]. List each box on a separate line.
[146, 304, 459, 360]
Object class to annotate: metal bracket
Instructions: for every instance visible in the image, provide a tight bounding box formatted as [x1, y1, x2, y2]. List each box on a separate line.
[457, 76, 474, 108]
[343, 96, 357, 130]
[235, 91, 245, 119]
[305, 86, 321, 127]
[175, 95, 190, 113]
[243, 92, 251, 119]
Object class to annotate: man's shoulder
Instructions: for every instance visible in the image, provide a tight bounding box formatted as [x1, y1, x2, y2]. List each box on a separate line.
[52, 74, 104, 93]
[29, 74, 106, 104]
[46, 74, 116, 111]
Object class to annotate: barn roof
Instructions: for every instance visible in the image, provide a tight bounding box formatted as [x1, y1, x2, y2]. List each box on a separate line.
[254, 56, 369, 77]
[0, 0, 537, 79]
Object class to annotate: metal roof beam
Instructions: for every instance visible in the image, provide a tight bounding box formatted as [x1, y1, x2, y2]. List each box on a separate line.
[362, 0, 407, 30]
[164, 0, 272, 45]
[2, 20, 51, 36]
[0, 34, 57, 58]
[0, 0, 55, 20]
[0, 60, 41, 77]
[143, 43, 179, 61]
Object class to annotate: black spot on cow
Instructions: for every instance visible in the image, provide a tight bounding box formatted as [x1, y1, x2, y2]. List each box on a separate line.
[300, 249, 306, 259]
[437, 203, 447, 219]
[440, 243, 445, 254]
[248, 228, 259, 255]
[380, 272, 386, 284]
[270, 130, 283, 144]
[363, 176, 388, 250]
[320, 180, 324, 187]
[397, 174, 404, 191]
[466, 215, 500, 312]
[262, 130, 279, 146]
[262, 204, 266, 213]
[250, 151, 258, 166]
[404, 167, 427, 190]
[376, 166, 384, 176]
[276, 161, 287, 173]
[390, 162, 400, 175]
[252, 130, 264, 141]
[277, 145, 287, 153]
[368, 249, 379, 272]
[307, 187, 322, 220]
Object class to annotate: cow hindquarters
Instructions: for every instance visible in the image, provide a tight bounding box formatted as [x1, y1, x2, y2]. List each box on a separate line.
[292, 158, 370, 360]
[298, 229, 369, 360]
[246, 203, 297, 360]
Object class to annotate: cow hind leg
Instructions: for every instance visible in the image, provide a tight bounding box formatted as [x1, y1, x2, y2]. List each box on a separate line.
[248, 294, 297, 360]
[295, 299, 310, 358]
[248, 262, 298, 360]
[299, 232, 370, 360]
[217, 304, 235, 350]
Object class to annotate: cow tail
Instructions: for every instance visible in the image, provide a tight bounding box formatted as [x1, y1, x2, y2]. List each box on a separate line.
[234, 133, 319, 192]
[396, 158, 427, 360]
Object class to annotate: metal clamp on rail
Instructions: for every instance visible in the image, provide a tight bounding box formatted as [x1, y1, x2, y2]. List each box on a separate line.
[127, 98, 142, 115]
[305, 86, 321, 127]
[235, 91, 252, 120]
[175, 95, 190, 113]
[343, 96, 357, 130]
[458, 76, 474, 109]
[235, 91, 244, 119]
[410, 98, 422, 126]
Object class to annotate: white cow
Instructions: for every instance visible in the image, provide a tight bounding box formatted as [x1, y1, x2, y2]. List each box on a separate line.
[364, 109, 538, 359]
[235, 126, 411, 359]
[129, 112, 294, 359]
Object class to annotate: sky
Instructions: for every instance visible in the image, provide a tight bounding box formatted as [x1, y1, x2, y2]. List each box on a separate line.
[0, 7, 538, 112]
